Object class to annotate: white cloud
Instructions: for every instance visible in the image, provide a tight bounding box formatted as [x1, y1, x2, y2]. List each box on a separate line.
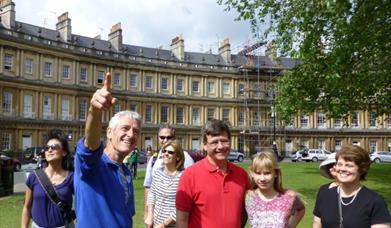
[14, 0, 257, 53]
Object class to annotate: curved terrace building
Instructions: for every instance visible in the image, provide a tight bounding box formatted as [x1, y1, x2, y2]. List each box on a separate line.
[1, 0, 391, 158]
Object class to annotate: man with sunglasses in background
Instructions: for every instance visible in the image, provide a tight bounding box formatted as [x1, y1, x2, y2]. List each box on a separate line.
[74, 73, 140, 228]
[143, 125, 194, 221]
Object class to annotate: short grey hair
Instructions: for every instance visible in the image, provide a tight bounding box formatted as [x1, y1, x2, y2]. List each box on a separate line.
[108, 110, 141, 129]
[158, 124, 175, 137]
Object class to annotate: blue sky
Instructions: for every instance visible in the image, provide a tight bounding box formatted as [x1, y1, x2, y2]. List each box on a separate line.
[14, 0, 260, 54]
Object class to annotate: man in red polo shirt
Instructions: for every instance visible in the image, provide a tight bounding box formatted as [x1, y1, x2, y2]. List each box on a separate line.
[176, 119, 250, 228]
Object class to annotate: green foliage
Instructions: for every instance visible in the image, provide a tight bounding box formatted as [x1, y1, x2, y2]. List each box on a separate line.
[218, 0, 391, 121]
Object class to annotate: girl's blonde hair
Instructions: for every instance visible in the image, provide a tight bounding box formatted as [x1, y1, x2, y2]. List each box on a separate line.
[250, 151, 286, 193]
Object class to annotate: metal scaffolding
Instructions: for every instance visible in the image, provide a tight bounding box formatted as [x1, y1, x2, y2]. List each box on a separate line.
[237, 41, 285, 160]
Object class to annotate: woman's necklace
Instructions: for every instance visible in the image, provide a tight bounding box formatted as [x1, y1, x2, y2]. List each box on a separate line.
[337, 186, 361, 206]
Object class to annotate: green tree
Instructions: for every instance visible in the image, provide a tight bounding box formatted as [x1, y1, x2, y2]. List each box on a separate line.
[218, 0, 391, 121]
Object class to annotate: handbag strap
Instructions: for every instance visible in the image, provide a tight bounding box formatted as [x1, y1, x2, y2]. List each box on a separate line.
[34, 169, 62, 205]
[337, 187, 344, 228]
[34, 169, 75, 222]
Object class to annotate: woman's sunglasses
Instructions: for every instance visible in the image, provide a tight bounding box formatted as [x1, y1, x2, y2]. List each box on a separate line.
[159, 136, 173, 140]
[162, 149, 175, 155]
[44, 144, 62, 151]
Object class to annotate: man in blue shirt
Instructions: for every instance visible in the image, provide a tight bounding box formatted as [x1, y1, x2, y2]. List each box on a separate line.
[74, 72, 141, 228]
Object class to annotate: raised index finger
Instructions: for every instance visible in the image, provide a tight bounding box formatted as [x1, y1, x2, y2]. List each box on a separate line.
[103, 72, 112, 91]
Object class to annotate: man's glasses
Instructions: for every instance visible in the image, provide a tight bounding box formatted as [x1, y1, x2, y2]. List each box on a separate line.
[159, 136, 173, 140]
[162, 149, 175, 155]
[44, 144, 62, 151]
[208, 139, 230, 148]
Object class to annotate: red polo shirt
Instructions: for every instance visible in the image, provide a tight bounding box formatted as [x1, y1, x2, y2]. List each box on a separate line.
[176, 158, 250, 228]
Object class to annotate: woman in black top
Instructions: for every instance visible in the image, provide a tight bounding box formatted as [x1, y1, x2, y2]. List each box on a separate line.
[313, 144, 391, 228]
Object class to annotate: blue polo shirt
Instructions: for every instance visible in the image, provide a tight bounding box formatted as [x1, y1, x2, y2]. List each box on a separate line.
[74, 138, 135, 228]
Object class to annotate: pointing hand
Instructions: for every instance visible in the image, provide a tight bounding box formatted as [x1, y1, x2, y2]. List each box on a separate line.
[90, 72, 117, 110]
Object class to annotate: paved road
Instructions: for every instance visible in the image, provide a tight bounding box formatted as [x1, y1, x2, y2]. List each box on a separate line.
[14, 171, 29, 193]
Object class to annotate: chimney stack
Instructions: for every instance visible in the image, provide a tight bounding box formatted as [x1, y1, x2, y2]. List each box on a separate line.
[266, 41, 277, 62]
[108, 22, 123, 51]
[56, 12, 72, 42]
[170, 34, 185, 61]
[219, 38, 231, 63]
[0, 0, 16, 29]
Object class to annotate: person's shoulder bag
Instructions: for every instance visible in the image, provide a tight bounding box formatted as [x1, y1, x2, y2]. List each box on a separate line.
[34, 169, 76, 224]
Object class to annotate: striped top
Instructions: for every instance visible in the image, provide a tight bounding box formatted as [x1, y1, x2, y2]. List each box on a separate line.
[147, 168, 183, 227]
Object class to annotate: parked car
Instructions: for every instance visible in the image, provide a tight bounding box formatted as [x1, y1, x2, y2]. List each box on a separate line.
[291, 149, 308, 162]
[370, 151, 391, 163]
[301, 149, 332, 162]
[228, 151, 245, 162]
[0, 151, 22, 171]
[21, 162, 38, 172]
[23, 147, 44, 162]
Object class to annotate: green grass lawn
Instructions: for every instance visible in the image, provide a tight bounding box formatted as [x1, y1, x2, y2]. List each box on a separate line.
[1, 163, 390, 228]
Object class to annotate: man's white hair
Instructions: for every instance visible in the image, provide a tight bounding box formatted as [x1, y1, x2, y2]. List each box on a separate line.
[108, 111, 141, 129]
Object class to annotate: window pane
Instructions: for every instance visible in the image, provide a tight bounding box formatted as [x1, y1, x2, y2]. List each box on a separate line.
[223, 109, 230, 122]
[129, 104, 137, 112]
[161, 78, 168, 90]
[43, 96, 53, 119]
[79, 100, 87, 120]
[97, 71, 104, 84]
[223, 82, 230, 95]
[208, 82, 214, 94]
[207, 108, 215, 121]
[80, 68, 88, 81]
[351, 112, 359, 127]
[239, 110, 245, 126]
[369, 112, 377, 127]
[161, 106, 168, 123]
[2, 92, 13, 113]
[23, 95, 33, 118]
[63, 65, 70, 79]
[192, 81, 199, 92]
[146, 76, 153, 89]
[300, 115, 309, 128]
[4, 54, 13, 70]
[114, 73, 121, 85]
[44, 62, 52, 76]
[317, 112, 326, 128]
[334, 117, 342, 128]
[176, 107, 184, 124]
[192, 108, 200, 125]
[129, 74, 137, 87]
[239, 84, 245, 95]
[145, 105, 152, 122]
[25, 58, 33, 73]
[369, 140, 377, 153]
[0, 132, 11, 150]
[253, 111, 260, 126]
[176, 79, 184, 91]
[113, 103, 121, 114]
[61, 98, 71, 120]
